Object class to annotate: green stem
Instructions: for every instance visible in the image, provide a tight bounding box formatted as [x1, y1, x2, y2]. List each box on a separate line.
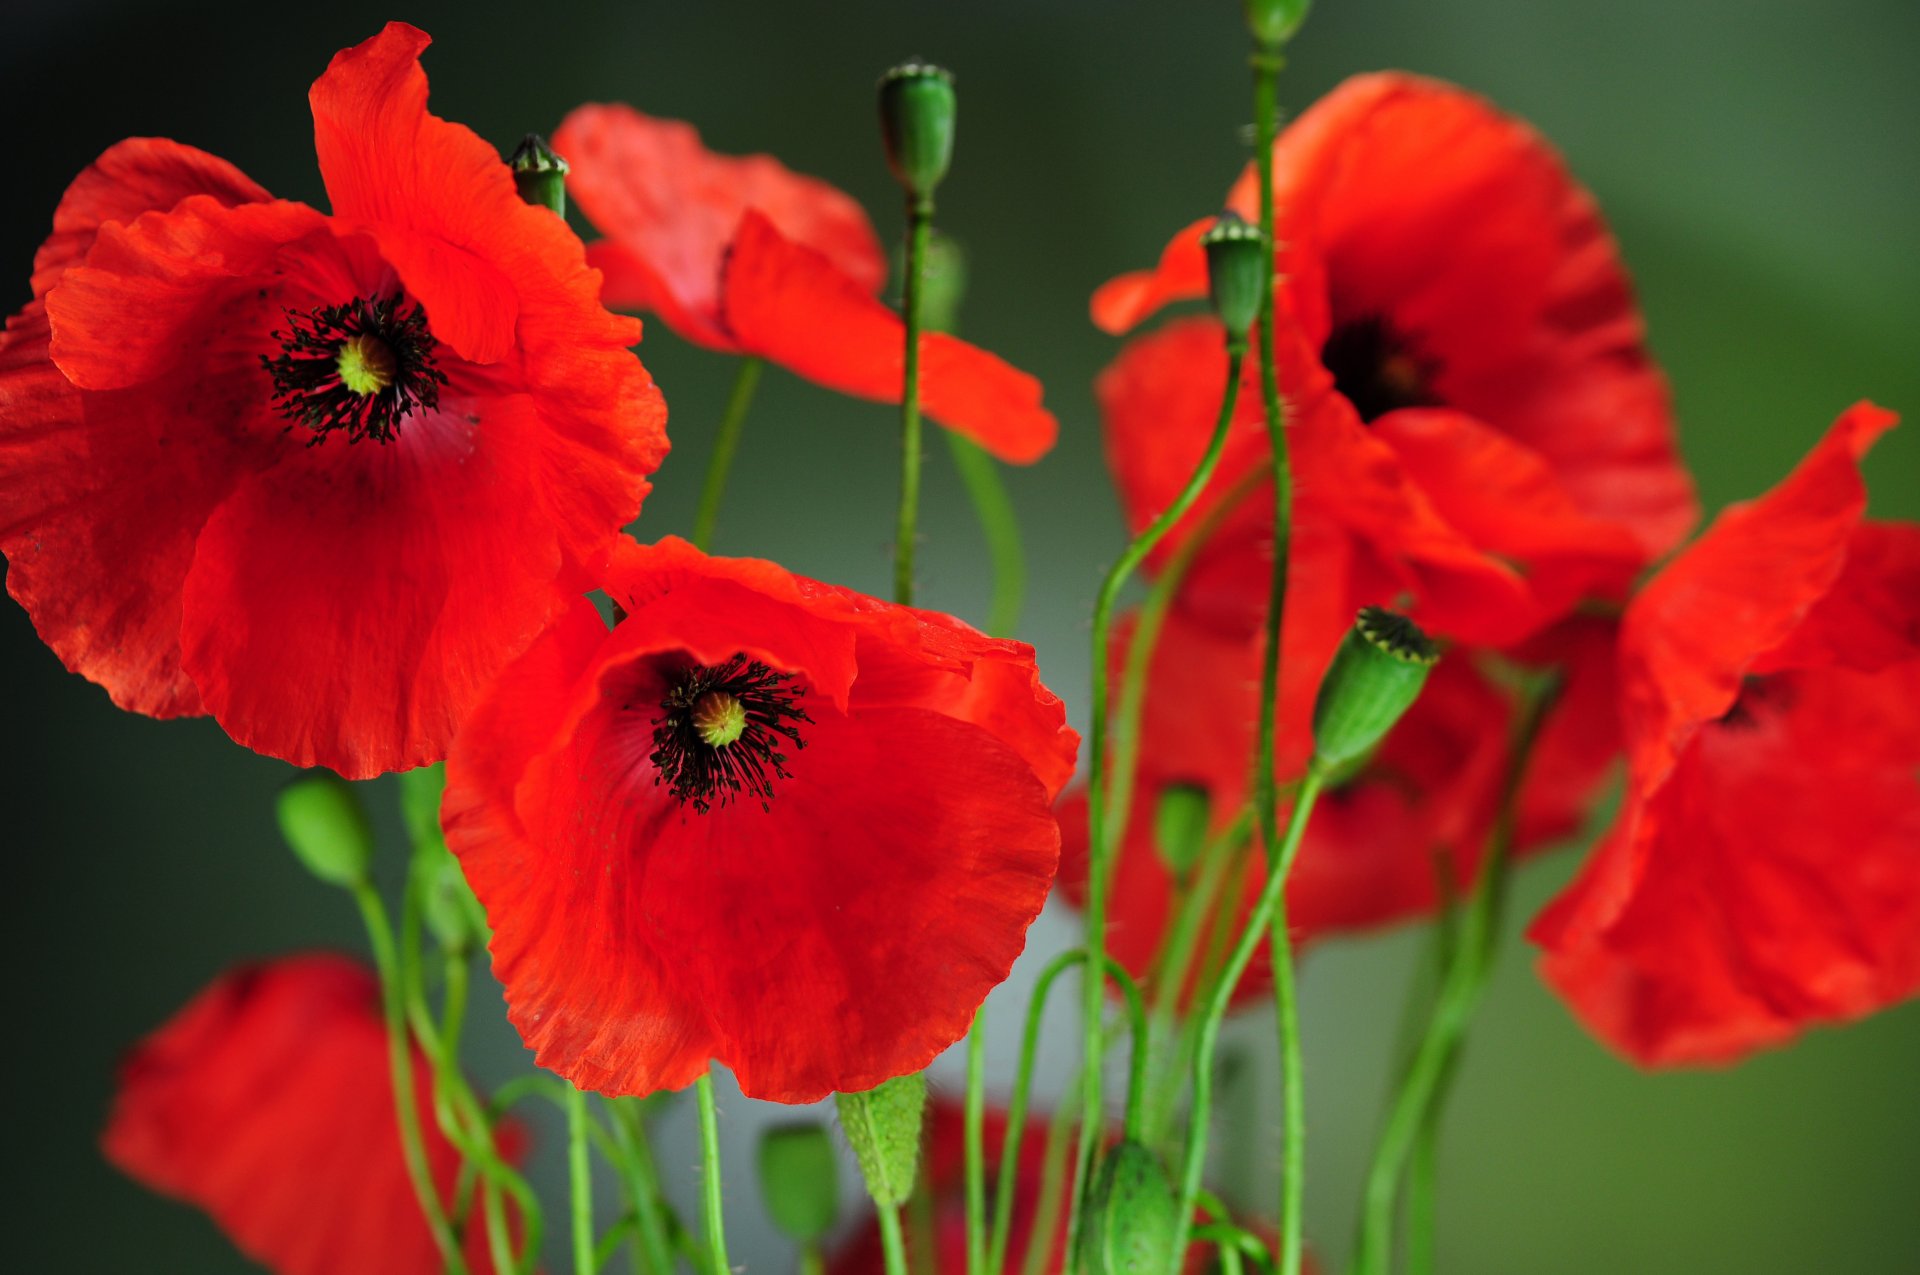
[945, 433, 1026, 636]
[878, 1203, 912, 1275]
[596, 1214, 639, 1271]
[1350, 677, 1558, 1275]
[894, 197, 934, 606]
[353, 881, 468, 1275]
[570, 1083, 596, 1275]
[691, 357, 763, 552]
[1170, 767, 1327, 1275]
[800, 1245, 825, 1275]
[964, 1008, 988, 1275]
[606, 1099, 678, 1275]
[1076, 341, 1249, 1259]
[694, 1073, 731, 1275]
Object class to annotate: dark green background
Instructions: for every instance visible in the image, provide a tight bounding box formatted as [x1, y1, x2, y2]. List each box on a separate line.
[4, 1, 1915, 1272]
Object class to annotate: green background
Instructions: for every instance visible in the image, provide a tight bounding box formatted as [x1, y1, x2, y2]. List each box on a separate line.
[3, 1, 1915, 1271]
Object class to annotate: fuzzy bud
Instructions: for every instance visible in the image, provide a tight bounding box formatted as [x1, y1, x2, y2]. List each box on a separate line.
[878, 62, 956, 202]
[1201, 212, 1265, 343]
[758, 1122, 840, 1242]
[276, 772, 373, 889]
[1312, 607, 1439, 769]
[1076, 1140, 1181, 1275]
[509, 133, 568, 217]
[835, 1071, 926, 1207]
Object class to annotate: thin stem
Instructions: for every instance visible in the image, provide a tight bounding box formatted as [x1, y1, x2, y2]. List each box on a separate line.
[606, 1099, 678, 1275]
[570, 1083, 596, 1275]
[353, 882, 468, 1275]
[877, 1204, 912, 1275]
[596, 1215, 639, 1272]
[964, 1009, 988, 1275]
[945, 433, 1027, 637]
[1350, 676, 1559, 1275]
[691, 357, 763, 552]
[694, 1073, 731, 1275]
[1170, 767, 1328, 1275]
[1076, 341, 1249, 1258]
[894, 197, 934, 606]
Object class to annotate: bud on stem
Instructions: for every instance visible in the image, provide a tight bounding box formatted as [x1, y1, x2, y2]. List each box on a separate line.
[508, 133, 568, 217]
[277, 772, 373, 888]
[759, 1122, 840, 1243]
[1311, 607, 1439, 769]
[1077, 1140, 1181, 1275]
[1244, 0, 1312, 48]
[836, 1071, 926, 1208]
[878, 62, 957, 205]
[1201, 212, 1266, 346]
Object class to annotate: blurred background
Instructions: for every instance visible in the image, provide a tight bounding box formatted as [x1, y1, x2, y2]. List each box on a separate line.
[4, 0, 1916, 1271]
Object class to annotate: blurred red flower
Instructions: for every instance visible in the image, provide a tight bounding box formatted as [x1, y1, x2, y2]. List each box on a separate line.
[0, 22, 667, 777]
[442, 537, 1079, 1103]
[1531, 404, 1920, 1065]
[103, 953, 520, 1275]
[556, 104, 1057, 462]
[1091, 74, 1695, 646]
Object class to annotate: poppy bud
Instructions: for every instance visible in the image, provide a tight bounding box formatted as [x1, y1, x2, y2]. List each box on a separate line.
[835, 1071, 926, 1207]
[1244, 0, 1312, 47]
[758, 1122, 840, 1243]
[410, 838, 487, 954]
[509, 132, 568, 217]
[1312, 607, 1439, 769]
[276, 772, 373, 889]
[1201, 212, 1266, 344]
[878, 62, 956, 202]
[1076, 1140, 1181, 1275]
[1153, 782, 1212, 879]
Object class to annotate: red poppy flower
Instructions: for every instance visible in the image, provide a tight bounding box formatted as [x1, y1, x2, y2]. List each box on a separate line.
[1092, 74, 1696, 645]
[441, 536, 1079, 1103]
[0, 23, 667, 777]
[555, 104, 1056, 463]
[103, 953, 521, 1275]
[1530, 404, 1920, 1066]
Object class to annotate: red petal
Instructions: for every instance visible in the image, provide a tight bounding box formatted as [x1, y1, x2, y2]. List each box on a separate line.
[1088, 216, 1215, 335]
[1753, 521, 1920, 676]
[721, 211, 1057, 463]
[556, 104, 885, 348]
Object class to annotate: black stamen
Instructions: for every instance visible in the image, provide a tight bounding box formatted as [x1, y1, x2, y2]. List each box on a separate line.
[1321, 314, 1441, 424]
[262, 296, 447, 445]
[651, 654, 811, 813]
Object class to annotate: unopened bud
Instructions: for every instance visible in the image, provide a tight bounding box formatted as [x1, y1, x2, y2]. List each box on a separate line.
[1312, 607, 1438, 769]
[509, 133, 568, 217]
[277, 772, 373, 888]
[1244, 0, 1312, 47]
[1202, 212, 1265, 342]
[1077, 1140, 1181, 1275]
[758, 1122, 840, 1242]
[1153, 782, 1211, 879]
[411, 837, 487, 953]
[878, 62, 956, 202]
[835, 1071, 926, 1207]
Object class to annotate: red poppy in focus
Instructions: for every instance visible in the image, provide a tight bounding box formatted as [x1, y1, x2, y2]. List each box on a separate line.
[1092, 74, 1696, 645]
[555, 104, 1057, 463]
[1531, 404, 1920, 1066]
[0, 23, 668, 777]
[442, 537, 1079, 1103]
[103, 953, 521, 1275]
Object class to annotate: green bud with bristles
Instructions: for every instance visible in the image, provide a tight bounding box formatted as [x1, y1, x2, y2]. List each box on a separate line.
[1076, 1140, 1181, 1275]
[1244, 0, 1312, 47]
[509, 132, 568, 217]
[1201, 211, 1265, 343]
[1311, 607, 1439, 769]
[276, 772, 373, 889]
[1153, 783, 1211, 879]
[878, 61, 956, 202]
[758, 1123, 840, 1242]
[835, 1071, 926, 1207]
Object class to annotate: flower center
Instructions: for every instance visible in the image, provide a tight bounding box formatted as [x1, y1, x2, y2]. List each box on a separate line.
[1714, 675, 1791, 731]
[1321, 314, 1441, 424]
[262, 296, 448, 445]
[651, 655, 811, 813]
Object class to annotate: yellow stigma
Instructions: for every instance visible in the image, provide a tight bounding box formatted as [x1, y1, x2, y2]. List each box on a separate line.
[335, 333, 397, 396]
[693, 690, 748, 748]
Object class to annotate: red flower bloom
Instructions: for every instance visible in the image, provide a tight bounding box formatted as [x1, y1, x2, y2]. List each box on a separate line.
[555, 104, 1057, 463]
[0, 23, 667, 777]
[442, 537, 1079, 1103]
[103, 953, 521, 1275]
[1092, 74, 1695, 645]
[1531, 404, 1920, 1066]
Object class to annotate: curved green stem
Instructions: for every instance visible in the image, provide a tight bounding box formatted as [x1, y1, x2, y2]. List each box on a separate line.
[894, 197, 934, 606]
[691, 357, 763, 552]
[694, 1073, 731, 1275]
[945, 433, 1026, 636]
[606, 1098, 678, 1275]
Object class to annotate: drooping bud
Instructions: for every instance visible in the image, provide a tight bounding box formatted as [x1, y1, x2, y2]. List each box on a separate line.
[1076, 1140, 1181, 1275]
[758, 1122, 840, 1243]
[509, 133, 568, 217]
[1244, 0, 1312, 47]
[276, 772, 373, 889]
[1201, 211, 1265, 343]
[1311, 607, 1439, 769]
[878, 61, 956, 202]
[835, 1071, 926, 1207]
[1153, 782, 1212, 879]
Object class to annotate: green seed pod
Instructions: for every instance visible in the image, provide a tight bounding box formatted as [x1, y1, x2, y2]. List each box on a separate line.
[508, 132, 568, 217]
[1153, 782, 1212, 879]
[878, 62, 957, 201]
[1311, 607, 1439, 769]
[276, 772, 373, 889]
[1201, 212, 1265, 343]
[1077, 1140, 1181, 1275]
[835, 1071, 926, 1207]
[758, 1122, 840, 1242]
[1244, 0, 1313, 47]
